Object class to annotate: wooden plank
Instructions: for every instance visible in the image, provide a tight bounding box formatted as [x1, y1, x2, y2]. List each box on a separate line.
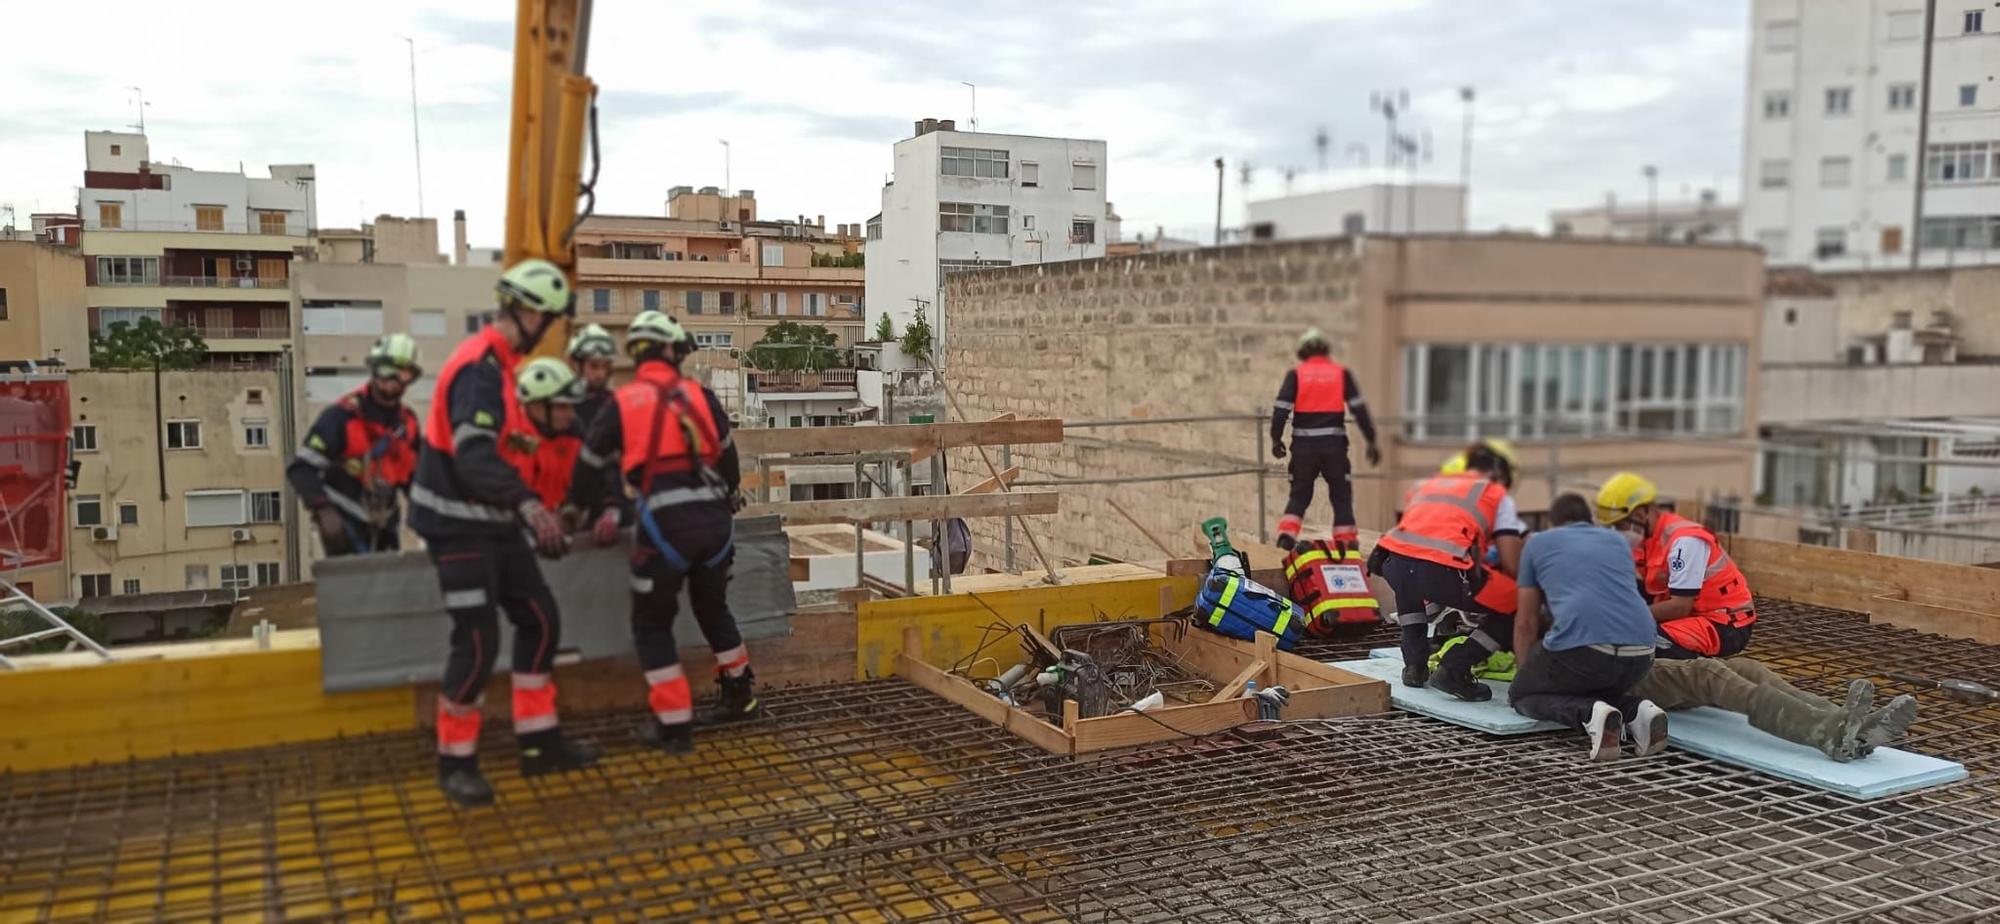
[742, 469, 788, 490]
[1254, 631, 1278, 687]
[961, 466, 1022, 496]
[742, 492, 1058, 526]
[1070, 697, 1261, 753]
[1724, 534, 2000, 643]
[1866, 594, 2000, 645]
[1210, 660, 1266, 703]
[912, 413, 1016, 465]
[789, 556, 812, 581]
[736, 417, 1060, 457]
[1021, 622, 1062, 662]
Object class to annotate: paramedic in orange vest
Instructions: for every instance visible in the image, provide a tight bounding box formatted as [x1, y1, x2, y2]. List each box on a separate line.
[287, 333, 422, 555]
[1371, 439, 1527, 700]
[1271, 328, 1379, 550]
[410, 259, 600, 808]
[568, 310, 760, 756]
[1596, 472, 1757, 659]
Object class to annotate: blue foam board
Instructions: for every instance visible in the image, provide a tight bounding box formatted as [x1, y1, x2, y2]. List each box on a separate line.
[1351, 648, 1968, 800]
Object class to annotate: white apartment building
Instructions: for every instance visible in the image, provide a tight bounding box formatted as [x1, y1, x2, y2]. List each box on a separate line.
[1741, 1, 2000, 269]
[1550, 192, 1740, 243]
[865, 118, 1107, 369]
[1246, 183, 1466, 240]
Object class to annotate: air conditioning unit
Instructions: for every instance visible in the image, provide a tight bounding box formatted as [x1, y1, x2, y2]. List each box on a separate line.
[235, 257, 254, 272]
[91, 525, 118, 542]
[230, 527, 254, 543]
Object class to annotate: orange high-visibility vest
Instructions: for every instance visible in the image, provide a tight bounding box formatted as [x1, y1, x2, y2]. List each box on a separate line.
[336, 388, 420, 489]
[525, 432, 582, 509]
[1293, 356, 1348, 413]
[614, 362, 723, 478]
[1377, 473, 1509, 570]
[422, 326, 532, 468]
[1642, 512, 1755, 627]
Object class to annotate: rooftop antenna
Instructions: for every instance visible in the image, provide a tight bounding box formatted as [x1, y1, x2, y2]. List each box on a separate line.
[405, 37, 426, 218]
[1314, 126, 1330, 172]
[961, 82, 978, 130]
[719, 139, 731, 194]
[126, 86, 149, 133]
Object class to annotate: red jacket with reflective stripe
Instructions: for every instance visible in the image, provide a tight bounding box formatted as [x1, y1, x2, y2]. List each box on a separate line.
[424, 327, 530, 457]
[337, 388, 420, 489]
[525, 432, 582, 510]
[614, 362, 723, 478]
[1377, 473, 1508, 570]
[1641, 512, 1755, 627]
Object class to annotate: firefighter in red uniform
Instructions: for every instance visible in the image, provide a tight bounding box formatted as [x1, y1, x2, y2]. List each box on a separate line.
[569, 310, 760, 756]
[1371, 439, 1528, 700]
[1270, 328, 1380, 551]
[515, 357, 621, 544]
[1596, 472, 1758, 659]
[410, 259, 600, 808]
[567, 323, 617, 431]
[288, 333, 422, 555]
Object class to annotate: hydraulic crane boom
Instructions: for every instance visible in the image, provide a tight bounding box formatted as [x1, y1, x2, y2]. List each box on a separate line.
[504, 0, 597, 359]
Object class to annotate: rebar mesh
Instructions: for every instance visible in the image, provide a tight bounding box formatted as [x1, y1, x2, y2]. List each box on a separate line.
[1, 598, 1997, 922]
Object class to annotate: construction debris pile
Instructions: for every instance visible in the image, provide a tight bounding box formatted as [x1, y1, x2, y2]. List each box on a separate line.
[950, 617, 1229, 723]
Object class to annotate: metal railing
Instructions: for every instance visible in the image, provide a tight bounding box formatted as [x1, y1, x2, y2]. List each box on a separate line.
[196, 326, 291, 340]
[83, 218, 310, 236]
[162, 275, 289, 289]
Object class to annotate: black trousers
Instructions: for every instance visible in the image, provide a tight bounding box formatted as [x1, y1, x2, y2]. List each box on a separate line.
[429, 533, 561, 706]
[1375, 551, 1514, 668]
[1284, 440, 1355, 528]
[1509, 644, 1654, 730]
[631, 517, 743, 671]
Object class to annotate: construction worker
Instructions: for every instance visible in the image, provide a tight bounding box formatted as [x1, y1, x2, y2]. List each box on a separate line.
[1596, 472, 1758, 659]
[567, 322, 617, 427]
[1637, 658, 1918, 762]
[1270, 328, 1379, 551]
[569, 310, 760, 755]
[411, 258, 600, 807]
[288, 333, 423, 556]
[1372, 438, 1526, 698]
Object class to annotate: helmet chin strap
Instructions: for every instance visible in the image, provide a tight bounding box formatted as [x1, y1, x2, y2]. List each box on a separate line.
[506, 303, 552, 354]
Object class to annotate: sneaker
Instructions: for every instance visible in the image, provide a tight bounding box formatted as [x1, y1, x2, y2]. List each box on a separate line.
[437, 768, 495, 807]
[1627, 700, 1669, 757]
[1401, 662, 1430, 689]
[700, 669, 764, 725]
[519, 735, 602, 776]
[636, 719, 695, 755]
[1586, 701, 1623, 761]
[1426, 668, 1492, 702]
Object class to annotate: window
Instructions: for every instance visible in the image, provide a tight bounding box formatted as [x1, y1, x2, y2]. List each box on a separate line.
[1401, 341, 1746, 441]
[938, 202, 1011, 234]
[805, 293, 825, 317]
[220, 565, 251, 592]
[591, 288, 611, 313]
[410, 309, 446, 337]
[1889, 83, 1917, 111]
[1760, 159, 1792, 189]
[762, 244, 785, 267]
[1070, 219, 1097, 244]
[1960, 84, 1978, 107]
[0, 288, 6, 320]
[1969, 9, 1985, 33]
[1825, 87, 1852, 115]
[94, 256, 160, 285]
[257, 210, 288, 235]
[1921, 215, 2000, 249]
[301, 300, 384, 335]
[1888, 153, 1910, 181]
[789, 416, 804, 428]
[97, 202, 122, 229]
[73, 494, 102, 527]
[464, 312, 490, 334]
[185, 490, 246, 528]
[195, 205, 225, 231]
[1882, 225, 1905, 254]
[109, 143, 121, 156]
[1888, 10, 1925, 39]
[1022, 215, 1036, 231]
[940, 146, 1009, 179]
[1763, 91, 1791, 119]
[1021, 161, 1040, 187]
[1756, 229, 1788, 257]
[693, 331, 734, 348]
[122, 578, 141, 596]
[251, 490, 282, 523]
[763, 291, 788, 315]
[1072, 162, 1099, 190]
[185, 565, 209, 589]
[867, 218, 883, 241]
[243, 418, 269, 449]
[1816, 226, 1847, 259]
[80, 574, 111, 598]
[166, 419, 201, 450]
[643, 289, 661, 312]
[686, 290, 704, 315]
[1927, 142, 1992, 183]
[72, 424, 98, 452]
[719, 291, 736, 314]
[1821, 156, 1852, 188]
[256, 562, 281, 586]
[1766, 19, 1799, 51]
[118, 502, 139, 527]
[938, 259, 1011, 285]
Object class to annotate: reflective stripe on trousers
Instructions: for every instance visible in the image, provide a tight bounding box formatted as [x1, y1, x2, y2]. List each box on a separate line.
[646, 664, 693, 726]
[511, 672, 559, 734]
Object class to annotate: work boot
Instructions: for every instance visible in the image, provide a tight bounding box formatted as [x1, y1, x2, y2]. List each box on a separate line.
[1853, 693, 1919, 758]
[1584, 701, 1623, 761]
[518, 733, 602, 776]
[1747, 685, 1851, 761]
[437, 767, 495, 808]
[636, 720, 695, 755]
[1836, 679, 1877, 760]
[1401, 662, 1429, 688]
[1426, 640, 1493, 702]
[701, 668, 764, 725]
[1275, 533, 1297, 552]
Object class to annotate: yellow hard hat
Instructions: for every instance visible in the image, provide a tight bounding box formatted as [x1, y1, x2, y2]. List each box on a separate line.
[1440, 452, 1468, 475]
[1595, 472, 1658, 525]
[1479, 438, 1519, 471]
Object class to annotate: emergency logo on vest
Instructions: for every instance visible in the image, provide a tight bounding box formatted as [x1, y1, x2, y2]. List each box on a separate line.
[1670, 549, 1686, 574]
[1320, 563, 1368, 594]
[308, 434, 326, 450]
[474, 410, 496, 428]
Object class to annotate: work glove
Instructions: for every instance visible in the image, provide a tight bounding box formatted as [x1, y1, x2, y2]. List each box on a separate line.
[1270, 440, 1287, 460]
[313, 505, 351, 556]
[591, 508, 621, 546]
[1365, 443, 1382, 467]
[730, 490, 749, 514]
[518, 498, 569, 558]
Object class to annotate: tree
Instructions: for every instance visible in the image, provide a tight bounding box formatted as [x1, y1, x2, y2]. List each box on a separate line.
[90, 318, 207, 370]
[811, 251, 865, 268]
[0, 605, 105, 655]
[873, 314, 897, 343]
[747, 320, 842, 371]
[901, 306, 935, 367]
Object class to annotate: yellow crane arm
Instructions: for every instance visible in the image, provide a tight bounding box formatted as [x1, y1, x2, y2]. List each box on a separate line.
[504, 0, 597, 359]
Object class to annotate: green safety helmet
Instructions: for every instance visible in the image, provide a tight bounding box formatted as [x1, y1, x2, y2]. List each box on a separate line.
[625, 310, 689, 358]
[1298, 327, 1329, 350]
[496, 258, 573, 314]
[367, 332, 422, 378]
[515, 356, 584, 404]
[568, 322, 617, 360]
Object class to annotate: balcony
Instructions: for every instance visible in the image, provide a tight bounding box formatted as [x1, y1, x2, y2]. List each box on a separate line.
[82, 216, 310, 238]
[162, 275, 290, 289]
[748, 369, 859, 393]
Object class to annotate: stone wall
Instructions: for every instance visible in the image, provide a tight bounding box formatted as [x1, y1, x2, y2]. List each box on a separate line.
[942, 239, 1364, 570]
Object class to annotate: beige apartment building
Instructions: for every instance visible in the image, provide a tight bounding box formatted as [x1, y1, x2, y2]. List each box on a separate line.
[292, 260, 497, 422]
[0, 241, 91, 367]
[945, 235, 1764, 569]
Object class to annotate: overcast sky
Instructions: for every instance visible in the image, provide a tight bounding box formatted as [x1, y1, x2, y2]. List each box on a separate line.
[1, 0, 1748, 247]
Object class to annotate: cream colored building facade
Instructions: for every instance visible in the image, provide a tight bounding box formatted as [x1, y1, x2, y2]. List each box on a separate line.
[291, 261, 498, 422]
[0, 241, 90, 367]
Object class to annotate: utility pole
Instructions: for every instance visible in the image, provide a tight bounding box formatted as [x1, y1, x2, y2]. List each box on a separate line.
[1458, 86, 1475, 227]
[1214, 157, 1225, 245]
[1643, 165, 1660, 241]
[1372, 89, 1408, 231]
[1910, 0, 1938, 269]
[406, 38, 426, 218]
[720, 139, 731, 193]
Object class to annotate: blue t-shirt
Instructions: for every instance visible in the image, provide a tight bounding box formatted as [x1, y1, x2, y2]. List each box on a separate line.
[1517, 522, 1658, 651]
